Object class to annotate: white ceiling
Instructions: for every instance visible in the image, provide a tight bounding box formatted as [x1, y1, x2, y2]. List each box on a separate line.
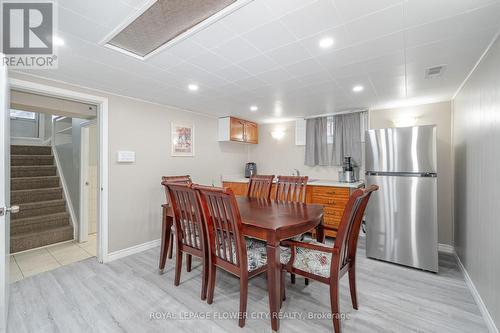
[15, 0, 500, 122]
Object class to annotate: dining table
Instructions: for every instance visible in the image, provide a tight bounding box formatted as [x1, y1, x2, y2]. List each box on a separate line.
[159, 196, 325, 331]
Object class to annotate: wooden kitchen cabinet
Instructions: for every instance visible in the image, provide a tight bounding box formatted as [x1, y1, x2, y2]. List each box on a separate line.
[222, 181, 359, 238]
[218, 116, 258, 144]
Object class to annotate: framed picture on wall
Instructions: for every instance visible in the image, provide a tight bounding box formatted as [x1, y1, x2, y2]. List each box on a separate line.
[171, 123, 195, 157]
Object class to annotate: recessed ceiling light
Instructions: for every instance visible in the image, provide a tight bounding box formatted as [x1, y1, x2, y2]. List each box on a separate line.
[319, 37, 334, 49]
[53, 36, 65, 46]
[188, 84, 199, 91]
[250, 105, 258, 112]
[352, 85, 364, 92]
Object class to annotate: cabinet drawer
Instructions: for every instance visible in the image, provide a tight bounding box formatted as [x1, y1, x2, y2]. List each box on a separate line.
[312, 196, 348, 207]
[323, 216, 340, 228]
[311, 186, 349, 198]
[324, 207, 344, 218]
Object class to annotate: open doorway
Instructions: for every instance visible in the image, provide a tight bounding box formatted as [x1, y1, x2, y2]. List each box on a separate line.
[7, 81, 108, 283]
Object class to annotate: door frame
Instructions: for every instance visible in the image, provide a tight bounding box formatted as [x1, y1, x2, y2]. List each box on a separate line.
[79, 120, 97, 243]
[9, 78, 109, 263]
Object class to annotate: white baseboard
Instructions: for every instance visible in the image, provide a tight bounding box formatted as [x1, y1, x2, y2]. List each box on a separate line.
[456, 254, 499, 333]
[105, 239, 160, 263]
[438, 243, 455, 254]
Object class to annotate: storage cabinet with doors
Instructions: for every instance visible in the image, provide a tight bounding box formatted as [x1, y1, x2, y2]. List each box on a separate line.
[218, 116, 258, 144]
[222, 181, 361, 238]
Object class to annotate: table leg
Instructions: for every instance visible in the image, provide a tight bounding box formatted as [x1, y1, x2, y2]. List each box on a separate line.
[159, 207, 173, 272]
[316, 217, 325, 243]
[266, 243, 281, 331]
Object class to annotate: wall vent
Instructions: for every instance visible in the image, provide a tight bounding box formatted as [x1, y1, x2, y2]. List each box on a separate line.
[425, 65, 446, 79]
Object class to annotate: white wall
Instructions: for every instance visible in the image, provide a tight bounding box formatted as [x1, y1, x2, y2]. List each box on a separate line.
[9, 71, 248, 253]
[369, 101, 453, 246]
[453, 35, 500, 330]
[248, 121, 343, 179]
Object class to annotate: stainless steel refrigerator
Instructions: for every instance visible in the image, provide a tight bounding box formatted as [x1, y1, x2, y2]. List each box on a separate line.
[365, 125, 438, 272]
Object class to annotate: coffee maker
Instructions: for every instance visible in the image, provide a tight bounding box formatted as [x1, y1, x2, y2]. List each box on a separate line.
[245, 162, 257, 178]
[339, 156, 357, 183]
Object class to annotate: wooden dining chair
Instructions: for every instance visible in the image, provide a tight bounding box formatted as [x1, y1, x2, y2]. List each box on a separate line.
[275, 175, 308, 203]
[281, 185, 379, 333]
[275, 175, 309, 283]
[165, 182, 209, 300]
[194, 185, 291, 328]
[160, 175, 192, 269]
[247, 174, 274, 199]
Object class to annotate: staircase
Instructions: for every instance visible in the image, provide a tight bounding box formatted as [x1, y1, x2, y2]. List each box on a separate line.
[10, 145, 74, 253]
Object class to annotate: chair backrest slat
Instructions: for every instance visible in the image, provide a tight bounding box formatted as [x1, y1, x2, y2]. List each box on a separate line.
[275, 176, 308, 203]
[247, 175, 274, 199]
[165, 183, 205, 251]
[196, 185, 246, 270]
[331, 185, 379, 275]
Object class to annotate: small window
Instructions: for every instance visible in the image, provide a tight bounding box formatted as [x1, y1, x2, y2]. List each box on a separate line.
[327, 116, 334, 144]
[10, 109, 36, 120]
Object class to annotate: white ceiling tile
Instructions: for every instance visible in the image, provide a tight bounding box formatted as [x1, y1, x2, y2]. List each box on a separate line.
[242, 21, 297, 53]
[187, 51, 230, 72]
[405, 3, 500, 48]
[212, 65, 253, 82]
[58, 6, 111, 43]
[345, 4, 404, 43]
[255, 68, 294, 85]
[236, 55, 279, 75]
[59, 0, 138, 30]
[118, 0, 151, 10]
[317, 46, 362, 71]
[213, 37, 260, 63]
[334, 0, 402, 22]
[279, 0, 344, 39]
[191, 22, 238, 48]
[404, 0, 500, 28]
[265, 0, 316, 16]
[284, 59, 324, 78]
[220, 0, 276, 34]
[147, 51, 184, 69]
[265, 43, 312, 67]
[167, 39, 207, 60]
[233, 76, 269, 91]
[354, 32, 404, 63]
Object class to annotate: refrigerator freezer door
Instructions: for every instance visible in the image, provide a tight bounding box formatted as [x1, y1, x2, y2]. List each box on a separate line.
[365, 174, 438, 272]
[365, 126, 437, 173]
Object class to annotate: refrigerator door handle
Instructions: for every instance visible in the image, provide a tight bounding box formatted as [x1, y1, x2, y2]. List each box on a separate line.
[366, 171, 437, 177]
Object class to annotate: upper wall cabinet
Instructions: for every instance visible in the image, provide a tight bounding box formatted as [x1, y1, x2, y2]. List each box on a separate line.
[218, 116, 258, 144]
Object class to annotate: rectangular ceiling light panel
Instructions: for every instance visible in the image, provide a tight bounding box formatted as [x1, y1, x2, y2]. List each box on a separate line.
[107, 0, 237, 57]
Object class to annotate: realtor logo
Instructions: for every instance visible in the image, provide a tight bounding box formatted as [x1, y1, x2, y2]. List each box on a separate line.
[1, 1, 58, 68]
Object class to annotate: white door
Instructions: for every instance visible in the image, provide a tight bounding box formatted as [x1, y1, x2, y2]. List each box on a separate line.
[1, 58, 15, 332]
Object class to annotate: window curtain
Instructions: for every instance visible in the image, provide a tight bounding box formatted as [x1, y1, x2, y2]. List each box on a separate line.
[304, 111, 368, 167]
[331, 112, 363, 166]
[305, 117, 328, 166]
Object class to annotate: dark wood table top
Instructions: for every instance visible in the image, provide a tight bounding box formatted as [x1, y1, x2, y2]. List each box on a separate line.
[235, 197, 324, 243]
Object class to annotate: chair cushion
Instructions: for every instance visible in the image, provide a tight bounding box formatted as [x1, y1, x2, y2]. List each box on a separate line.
[217, 237, 291, 272]
[292, 240, 333, 278]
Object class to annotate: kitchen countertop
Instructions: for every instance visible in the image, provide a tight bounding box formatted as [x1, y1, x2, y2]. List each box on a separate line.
[221, 175, 365, 189]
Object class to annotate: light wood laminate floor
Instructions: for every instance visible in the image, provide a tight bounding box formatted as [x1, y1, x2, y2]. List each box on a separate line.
[7, 237, 488, 333]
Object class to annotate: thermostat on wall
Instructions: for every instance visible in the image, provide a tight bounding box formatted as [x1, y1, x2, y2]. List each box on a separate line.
[117, 151, 135, 163]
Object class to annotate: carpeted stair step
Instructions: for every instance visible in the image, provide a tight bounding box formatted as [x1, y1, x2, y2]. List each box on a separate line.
[11, 165, 57, 178]
[11, 154, 54, 166]
[11, 212, 70, 235]
[10, 224, 73, 253]
[12, 199, 66, 220]
[11, 145, 52, 155]
[11, 187, 63, 204]
[11, 176, 59, 190]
